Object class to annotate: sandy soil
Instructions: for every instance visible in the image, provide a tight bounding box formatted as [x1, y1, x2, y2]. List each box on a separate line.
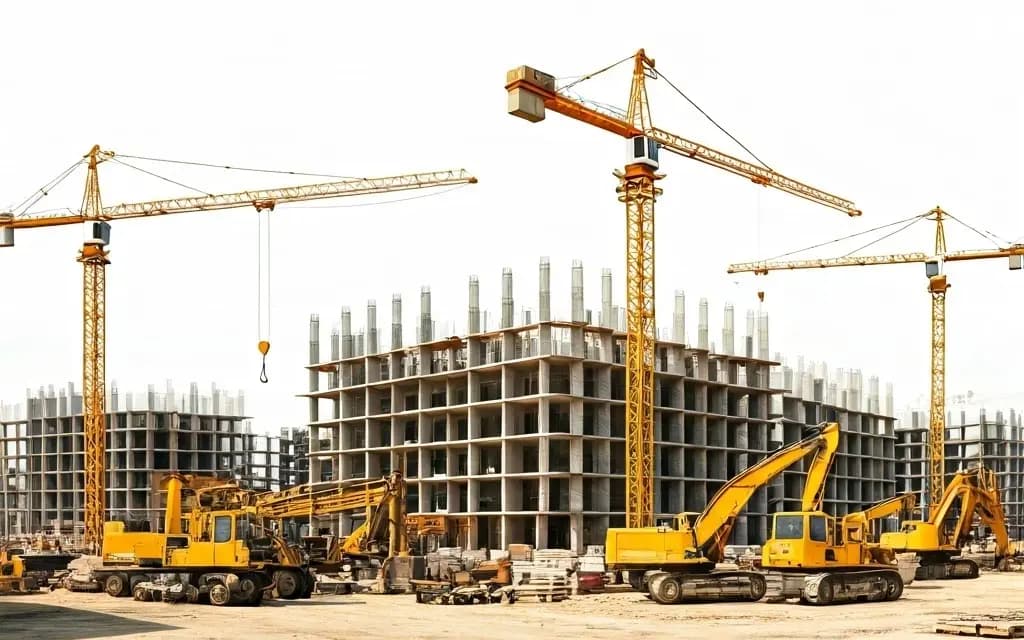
[2, 573, 1022, 640]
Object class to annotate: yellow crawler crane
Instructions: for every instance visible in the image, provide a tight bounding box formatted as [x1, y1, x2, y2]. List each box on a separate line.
[880, 466, 1011, 579]
[762, 492, 917, 604]
[605, 422, 840, 604]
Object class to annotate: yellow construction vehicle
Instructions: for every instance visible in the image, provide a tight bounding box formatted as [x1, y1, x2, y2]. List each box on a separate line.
[761, 492, 917, 604]
[95, 472, 310, 605]
[405, 515, 448, 555]
[880, 466, 1011, 579]
[0, 538, 79, 593]
[605, 422, 840, 604]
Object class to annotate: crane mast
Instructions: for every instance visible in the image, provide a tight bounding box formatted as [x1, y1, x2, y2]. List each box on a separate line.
[1, 150, 477, 550]
[728, 206, 1024, 514]
[506, 49, 856, 528]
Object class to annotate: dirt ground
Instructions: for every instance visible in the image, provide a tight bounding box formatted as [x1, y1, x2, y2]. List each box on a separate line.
[2, 572, 1022, 640]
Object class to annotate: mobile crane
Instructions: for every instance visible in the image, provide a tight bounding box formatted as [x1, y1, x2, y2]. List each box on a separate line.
[605, 422, 840, 604]
[761, 492, 917, 604]
[880, 466, 1011, 579]
[96, 473, 310, 605]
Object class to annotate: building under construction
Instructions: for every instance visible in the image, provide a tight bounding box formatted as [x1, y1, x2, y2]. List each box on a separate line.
[0, 382, 294, 538]
[896, 402, 1024, 538]
[303, 258, 897, 552]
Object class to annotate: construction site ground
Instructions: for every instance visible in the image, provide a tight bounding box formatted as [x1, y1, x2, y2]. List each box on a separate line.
[3, 572, 1022, 640]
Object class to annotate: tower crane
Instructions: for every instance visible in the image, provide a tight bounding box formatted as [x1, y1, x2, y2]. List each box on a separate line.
[727, 206, 1024, 514]
[0, 145, 477, 550]
[505, 50, 858, 528]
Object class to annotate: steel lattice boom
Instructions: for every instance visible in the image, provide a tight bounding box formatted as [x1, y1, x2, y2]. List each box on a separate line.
[507, 49, 855, 528]
[1, 146, 476, 549]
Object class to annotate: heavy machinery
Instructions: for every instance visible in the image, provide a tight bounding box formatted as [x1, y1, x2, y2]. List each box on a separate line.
[760, 493, 918, 604]
[880, 466, 1012, 579]
[729, 207, 1024, 513]
[605, 422, 840, 604]
[0, 539, 79, 593]
[506, 50, 858, 529]
[405, 514, 449, 555]
[0, 147, 477, 551]
[95, 472, 310, 605]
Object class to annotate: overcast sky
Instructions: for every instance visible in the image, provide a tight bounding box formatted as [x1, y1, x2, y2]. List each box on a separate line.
[1, 1, 1022, 432]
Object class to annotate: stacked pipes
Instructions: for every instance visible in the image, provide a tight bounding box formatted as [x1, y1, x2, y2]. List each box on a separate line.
[539, 257, 551, 322]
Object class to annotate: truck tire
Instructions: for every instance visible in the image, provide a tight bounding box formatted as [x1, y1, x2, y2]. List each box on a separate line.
[208, 580, 231, 606]
[104, 573, 129, 598]
[272, 569, 301, 600]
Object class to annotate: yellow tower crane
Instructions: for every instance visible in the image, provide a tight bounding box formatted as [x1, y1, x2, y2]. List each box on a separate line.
[0, 146, 477, 550]
[505, 50, 858, 528]
[728, 206, 1024, 514]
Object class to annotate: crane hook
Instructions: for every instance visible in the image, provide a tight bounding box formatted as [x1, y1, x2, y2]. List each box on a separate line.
[258, 340, 270, 383]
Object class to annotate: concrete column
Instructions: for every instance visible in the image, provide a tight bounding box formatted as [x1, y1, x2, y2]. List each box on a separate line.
[539, 257, 551, 322]
[341, 307, 353, 358]
[571, 260, 584, 322]
[366, 300, 378, 355]
[501, 268, 514, 329]
[723, 303, 735, 355]
[672, 291, 685, 343]
[757, 312, 769, 360]
[601, 268, 613, 328]
[744, 310, 755, 357]
[468, 276, 481, 334]
[309, 314, 320, 424]
[420, 286, 432, 343]
[697, 298, 709, 349]
[391, 294, 402, 350]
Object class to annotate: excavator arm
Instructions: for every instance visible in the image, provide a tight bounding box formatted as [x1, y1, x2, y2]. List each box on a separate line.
[801, 423, 841, 512]
[694, 422, 840, 561]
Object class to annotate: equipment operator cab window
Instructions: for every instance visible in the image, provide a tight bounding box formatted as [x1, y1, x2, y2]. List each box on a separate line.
[774, 515, 803, 539]
[214, 515, 232, 543]
[809, 515, 828, 543]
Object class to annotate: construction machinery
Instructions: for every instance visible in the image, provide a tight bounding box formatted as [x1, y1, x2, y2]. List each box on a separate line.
[728, 206, 1024, 514]
[760, 493, 918, 604]
[405, 514, 449, 555]
[94, 472, 311, 605]
[0, 538, 79, 593]
[880, 466, 1012, 579]
[605, 422, 840, 604]
[506, 50, 858, 529]
[0, 147, 477, 551]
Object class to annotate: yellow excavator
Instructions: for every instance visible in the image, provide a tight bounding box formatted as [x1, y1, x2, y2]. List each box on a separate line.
[96, 472, 311, 605]
[761, 492, 916, 604]
[605, 422, 840, 604]
[880, 466, 1011, 580]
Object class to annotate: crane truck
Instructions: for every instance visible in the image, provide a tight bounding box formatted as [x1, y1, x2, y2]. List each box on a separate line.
[880, 466, 1011, 579]
[761, 492, 917, 604]
[95, 473, 312, 605]
[605, 422, 840, 604]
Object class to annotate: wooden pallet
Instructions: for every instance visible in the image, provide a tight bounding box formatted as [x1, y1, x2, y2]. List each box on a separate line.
[936, 614, 1024, 638]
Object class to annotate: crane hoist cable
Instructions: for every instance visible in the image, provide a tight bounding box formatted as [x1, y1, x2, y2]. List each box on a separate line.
[257, 205, 271, 383]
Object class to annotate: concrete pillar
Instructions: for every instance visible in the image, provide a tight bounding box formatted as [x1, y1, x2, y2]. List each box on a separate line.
[723, 303, 735, 355]
[602, 268, 613, 328]
[757, 312, 769, 361]
[341, 307, 353, 359]
[501, 267, 514, 329]
[391, 294, 402, 350]
[571, 260, 584, 322]
[420, 286, 432, 343]
[672, 290, 685, 343]
[539, 257, 551, 322]
[744, 310, 755, 357]
[308, 315, 320, 425]
[698, 298, 709, 350]
[366, 300, 378, 355]
[884, 383, 894, 417]
[468, 276, 481, 334]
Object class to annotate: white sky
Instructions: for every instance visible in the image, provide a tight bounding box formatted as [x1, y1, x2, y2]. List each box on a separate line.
[1, 1, 1022, 433]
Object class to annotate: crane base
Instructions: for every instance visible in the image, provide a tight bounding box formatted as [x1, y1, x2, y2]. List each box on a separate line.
[646, 570, 767, 605]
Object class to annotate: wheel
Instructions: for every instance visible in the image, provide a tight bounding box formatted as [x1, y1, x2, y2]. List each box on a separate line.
[884, 573, 904, 601]
[649, 574, 680, 605]
[209, 581, 231, 606]
[104, 573, 129, 598]
[814, 576, 833, 605]
[748, 574, 767, 601]
[238, 577, 258, 605]
[272, 569, 301, 600]
[132, 585, 152, 602]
